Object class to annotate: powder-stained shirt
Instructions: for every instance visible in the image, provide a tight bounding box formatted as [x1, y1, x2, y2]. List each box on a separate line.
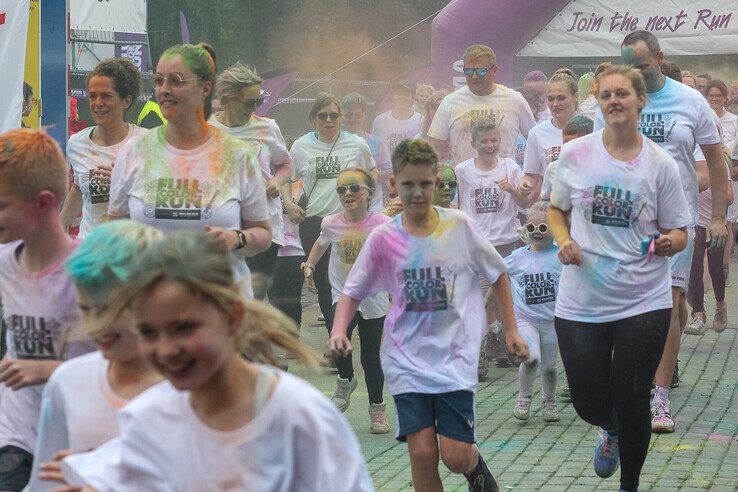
[343, 207, 506, 395]
[523, 118, 563, 176]
[504, 245, 562, 323]
[108, 127, 269, 299]
[428, 84, 536, 164]
[371, 110, 422, 153]
[67, 124, 147, 238]
[551, 131, 692, 322]
[319, 212, 390, 319]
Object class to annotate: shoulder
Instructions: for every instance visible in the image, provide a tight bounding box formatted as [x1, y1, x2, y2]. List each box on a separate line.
[120, 381, 181, 424]
[48, 351, 104, 384]
[560, 131, 597, 158]
[368, 212, 391, 226]
[129, 125, 148, 139]
[0, 241, 21, 267]
[322, 212, 342, 228]
[501, 156, 520, 170]
[375, 111, 391, 121]
[67, 127, 92, 148]
[455, 157, 474, 172]
[292, 132, 315, 149]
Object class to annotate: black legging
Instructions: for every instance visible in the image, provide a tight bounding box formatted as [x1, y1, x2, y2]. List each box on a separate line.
[299, 216, 333, 331]
[328, 303, 385, 404]
[555, 309, 670, 492]
[267, 255, 304, 327]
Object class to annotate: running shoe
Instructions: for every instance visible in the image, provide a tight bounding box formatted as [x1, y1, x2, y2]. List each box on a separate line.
[556, 383, 571, 399]
[465, 457, 498, 492]
[671, 361, 680, 389]
[331, 376, 358, 412]
[713, 304, 728, 333]
[369, 402, 390, 434]
[478, 352, 489, 382]
[513, 395, 531, 421]
[651, 397, 675, 433]
[684, 313, 706, 335]
[593, 428, 620, 478]
[542, 399, 560, 422]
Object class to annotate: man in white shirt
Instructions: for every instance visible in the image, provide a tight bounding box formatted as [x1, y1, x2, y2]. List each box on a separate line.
[523, 70, 551, 122]
[428, 44, 536, 165]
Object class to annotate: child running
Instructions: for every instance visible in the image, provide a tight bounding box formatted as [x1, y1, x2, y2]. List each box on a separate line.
[25, 220, 164, 491]
[302, 168, 391, 433]
[48, 232, 372, 491]
[505, 201, 562, 422]
[327, 139, 528, 492]
[0, 129, 95, 491]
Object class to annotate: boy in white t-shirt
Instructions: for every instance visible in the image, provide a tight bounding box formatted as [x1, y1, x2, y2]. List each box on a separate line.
[0, 130, 94, 491]
[327, 139, 528, 491]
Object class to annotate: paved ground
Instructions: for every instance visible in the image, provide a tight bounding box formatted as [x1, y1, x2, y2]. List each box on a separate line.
[289, 262, 738, 491]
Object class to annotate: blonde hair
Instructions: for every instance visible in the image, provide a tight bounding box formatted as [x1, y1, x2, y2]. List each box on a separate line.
[100, 232, 318, 368]
[216, 62, 263, 104]
[463, 44, 496, 67]
[548, 68, 578, 102]
[0, 129, 67, 201]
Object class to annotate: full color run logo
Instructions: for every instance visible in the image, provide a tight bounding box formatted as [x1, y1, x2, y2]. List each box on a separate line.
[524, 272, 557, 305]
[315, 156, 342, 179]
[83, 169, 110, 204]
[473, 187, 501, 214]
[403, 267, 448, 312]
[338, 237, 364, 264]
[153, 178, 203, 220]
[467, 109, 504, 128]
[545, 146, 561, 164]
[591, 185, 634, 228]
[8, 315, 59, 360]
[638, 113, 675, 143]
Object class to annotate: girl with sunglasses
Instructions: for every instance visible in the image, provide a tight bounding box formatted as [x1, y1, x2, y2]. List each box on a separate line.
[291, 93, 377, 335]
[504, 201, 562, 423]
[301, 168, 390, 433]
[434, 165, 458, 208]
[210, 62, 294, 301]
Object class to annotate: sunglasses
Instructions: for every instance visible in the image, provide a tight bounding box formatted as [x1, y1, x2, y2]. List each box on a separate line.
[439, 180, 458, 189]
[463, 67, 489, 77]
[317, 112, 341, 121]
[524, 223, 549, 234]
[336, 184, 370, 195]
[236, 96, 264, 109]
[153, 73, 200, 88]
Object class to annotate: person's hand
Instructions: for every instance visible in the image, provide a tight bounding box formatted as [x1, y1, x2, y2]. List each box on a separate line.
[496, 179, 515, 194]
[325, 335, 352, 359]
[91, 164, 112, 187]
[504, 331, 529, 364]
[558, 240, 583, 266]
[706, 219, 728, 251]
[303, 266, 317, 293]
[265, 180, 281, 199]
[0, 358, 47, 390]
[204, 226, 239, 251]
[40, 449, 73, 484]
[653, 234, 674, 256]
[517, 176, 535, 195]
[285, 201, 305, 224]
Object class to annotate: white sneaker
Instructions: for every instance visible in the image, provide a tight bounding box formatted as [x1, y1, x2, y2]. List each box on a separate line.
[651, 397, 675, 433]
[543, 399, 560, 422]
[331, 376, 358, 412]
[513, 395, 531, 421]
[369, 402, 390, 434]
[684, 314, 706, 335]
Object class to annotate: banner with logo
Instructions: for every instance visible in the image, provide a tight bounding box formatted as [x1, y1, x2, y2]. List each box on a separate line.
[0, 0, 30, 133]
[70, 0, 145, 33]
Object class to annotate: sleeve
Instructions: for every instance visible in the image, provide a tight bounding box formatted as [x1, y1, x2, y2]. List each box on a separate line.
[550, 147, 575, 212]
[593, 106, 605, 131]
[108, 142, 137, 216]
[371, 114, 382, 137]
[515, 92, 536, 139]
[509, 158, 524, 186]
[376, 139, 393, 174]
[694, 98, 722, 146]
[657, 154, 692, 229]
[240, 149, 270, 223]
[540, 162, 555, 201]
[358, 138, 376, 172]
[427, 99, 452, 140]
[67, 137, 81, 187]
[289, 141, 305, 181]
[522, 129, 543, 175]
[61, 438, 125, 492]
[342, 229, 387, 300]
[268, 121, 292, 168]
[464, 214, 506, 283]
[26, 380, 70, 492]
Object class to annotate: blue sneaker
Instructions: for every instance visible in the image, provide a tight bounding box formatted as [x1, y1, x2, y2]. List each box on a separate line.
[593, 428, 620, 478]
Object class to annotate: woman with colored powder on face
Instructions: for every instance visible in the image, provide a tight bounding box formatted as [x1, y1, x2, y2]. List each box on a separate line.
[290, 93, 377, 335]
[106, 44, 272, 300]
[548, 65, 691, 492]
[209, 62, 295, 301]
[302, 168, 390, 433]
[60, 58, 147, 238]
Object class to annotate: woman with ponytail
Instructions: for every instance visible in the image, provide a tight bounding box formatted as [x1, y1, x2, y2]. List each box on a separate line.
[107, 44, 272, 299]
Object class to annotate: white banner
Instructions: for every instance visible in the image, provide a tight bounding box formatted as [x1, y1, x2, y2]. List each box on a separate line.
[70, 0, 146, 33]
[0, 0, 30, 133]
[519, 0, 738, 57]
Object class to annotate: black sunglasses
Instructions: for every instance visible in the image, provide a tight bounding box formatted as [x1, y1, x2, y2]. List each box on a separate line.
[336, 184, 370, 195]
[439, 180, 458, 189]
[317, 112, 341, 121]
[236, 95, 264, 110]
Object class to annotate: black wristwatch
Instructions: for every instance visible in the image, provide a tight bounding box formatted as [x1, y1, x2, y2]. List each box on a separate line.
[233, 230, 247, 250]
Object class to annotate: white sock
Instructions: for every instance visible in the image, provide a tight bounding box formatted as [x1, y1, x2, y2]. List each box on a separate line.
[654, 385, 670, 402]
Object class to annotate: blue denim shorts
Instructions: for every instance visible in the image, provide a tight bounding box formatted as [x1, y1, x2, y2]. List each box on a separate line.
[393, 390, 476, 443]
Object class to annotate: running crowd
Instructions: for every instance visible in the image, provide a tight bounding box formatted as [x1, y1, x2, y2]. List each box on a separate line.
[1, 29, 736, 492]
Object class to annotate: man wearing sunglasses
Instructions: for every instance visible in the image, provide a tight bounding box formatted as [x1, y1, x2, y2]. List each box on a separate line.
[428, 44, 536, 166]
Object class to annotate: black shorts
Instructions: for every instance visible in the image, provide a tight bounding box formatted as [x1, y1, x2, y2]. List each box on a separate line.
[0, 445, 33, 492]
[245, 242, 280, 275]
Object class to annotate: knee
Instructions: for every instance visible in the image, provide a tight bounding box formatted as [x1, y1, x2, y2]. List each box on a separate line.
[409, 442, 439, 470]
[440, 448, 475, 474]
[572, 400, 612, 427]
[541, 366, 557, 379]
[524, 357, 540, 369]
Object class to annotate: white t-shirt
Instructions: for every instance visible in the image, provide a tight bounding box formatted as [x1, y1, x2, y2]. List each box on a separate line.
[550, 131, 692, 322]
[371, 110, 422, 152]
[504, 245, 562, 323]
[290, 131, 376, 217]
[595, 77, 721, 224]
[209, 115, 291, 247]
[278, 213, 305, 257]
[342, 207, 507, 395]
[455, 157, 524, 245]
[697, 156, 732, 228]
[523, 119, 563, 176]
[319, 212, 390, 319]
[25, 351, 127, 492]
[540, 159, 559, 201]
[62, 370, 372, 492]
[108, 127, 269, 299]
[719, 111, 737, 150]
[362, 132, 391, 206]
[67, 124, 146, 238]
[428, 84, 536, 164]
[0, 241, 94, 454]
[579, 95, 598, 121]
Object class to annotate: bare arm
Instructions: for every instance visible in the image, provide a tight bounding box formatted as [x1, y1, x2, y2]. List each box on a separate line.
[701, 142, 728, 250]
[60, 185, 83, 232]
[429, 137, 450, 163]
[548, 204, 582, 266]
[490, 273, 528, 363]
[325, 294, 361, 358]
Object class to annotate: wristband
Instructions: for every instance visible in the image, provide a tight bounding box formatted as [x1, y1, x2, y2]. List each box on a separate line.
[300, 261, 315, 271]
[233, 230, 247, 250]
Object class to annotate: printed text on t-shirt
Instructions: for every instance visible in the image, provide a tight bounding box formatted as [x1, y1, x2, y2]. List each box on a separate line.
[638, 113, 676, 143]
[153, 178, 203, 220]
[8, 315, 60, 359]
[81, 170, 110, 204]
[473, 187, 502, 213]
[315, 156, 342, 179]
[403, 267, 449, 312]
[524, 272, 557, 305]
[591, 185, 635, 228]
